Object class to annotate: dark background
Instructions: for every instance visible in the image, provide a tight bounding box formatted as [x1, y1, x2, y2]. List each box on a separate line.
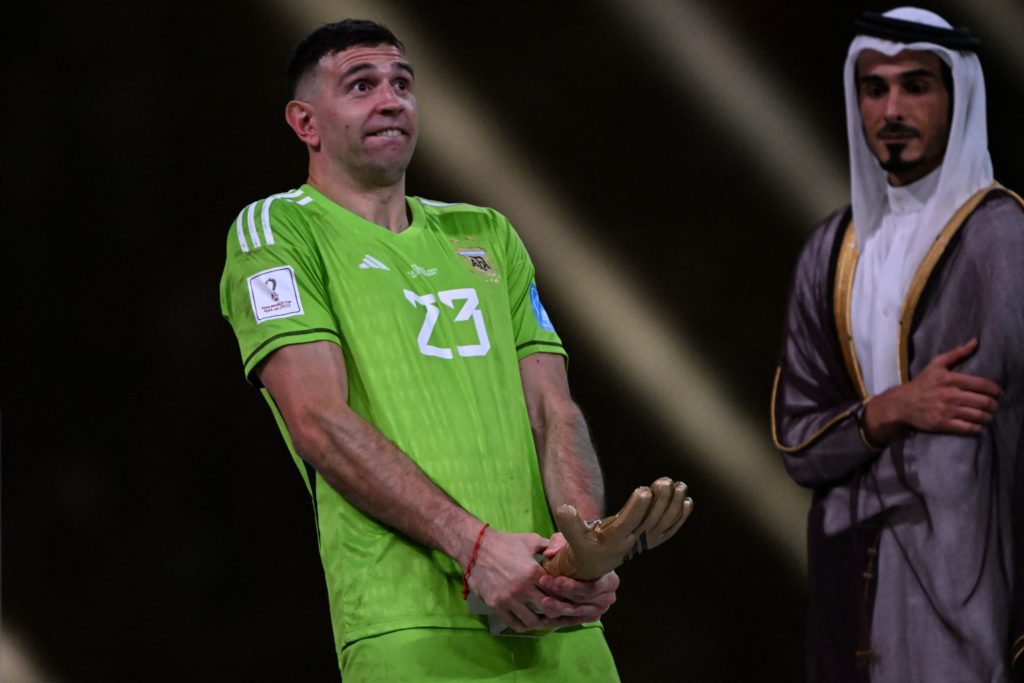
[3, 1, 1022, 681]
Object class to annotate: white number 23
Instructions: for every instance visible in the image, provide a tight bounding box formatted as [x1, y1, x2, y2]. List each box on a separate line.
[403, 288, 491, 359]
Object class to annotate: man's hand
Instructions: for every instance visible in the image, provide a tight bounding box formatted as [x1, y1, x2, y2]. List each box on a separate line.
[542, 477, 693, 580]
[466, 530, 604, 633]
[536, 534, 619, 623]
[863, 338, 1003, 445]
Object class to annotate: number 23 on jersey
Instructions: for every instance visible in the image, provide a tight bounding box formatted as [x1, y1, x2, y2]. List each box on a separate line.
[403, 287, 491, 359]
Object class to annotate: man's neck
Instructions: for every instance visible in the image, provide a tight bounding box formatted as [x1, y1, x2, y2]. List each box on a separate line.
[882, 165, 941, 221]
[307, 168, 410, 233]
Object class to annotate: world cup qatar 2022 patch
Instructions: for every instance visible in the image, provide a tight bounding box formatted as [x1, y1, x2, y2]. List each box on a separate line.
[247, 266, 304, 323]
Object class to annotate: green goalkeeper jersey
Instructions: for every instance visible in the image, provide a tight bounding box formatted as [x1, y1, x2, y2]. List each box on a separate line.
[219, 184, 570, 649]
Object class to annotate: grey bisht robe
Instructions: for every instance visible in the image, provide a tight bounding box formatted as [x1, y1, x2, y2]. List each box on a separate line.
[772, 186, 1024, 683]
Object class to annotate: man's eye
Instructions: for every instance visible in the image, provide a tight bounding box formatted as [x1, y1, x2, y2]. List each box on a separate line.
[353, 82, 369, 92]
[904, 80, 928, 95]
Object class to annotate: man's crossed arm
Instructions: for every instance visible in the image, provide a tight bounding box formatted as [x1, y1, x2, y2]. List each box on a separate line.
[863, 338, 1003, 446]
[258, 341, 617, 633]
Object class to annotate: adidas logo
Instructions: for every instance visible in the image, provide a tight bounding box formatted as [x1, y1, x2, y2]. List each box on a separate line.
[358, 255, 390, 271]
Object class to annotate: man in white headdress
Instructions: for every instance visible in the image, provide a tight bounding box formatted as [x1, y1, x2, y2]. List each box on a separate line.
[772, 7, 1024, 682]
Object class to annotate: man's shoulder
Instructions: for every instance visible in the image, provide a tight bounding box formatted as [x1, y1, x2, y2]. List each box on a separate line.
[781, 205, 854, 296]
[959, 186, 1024, 245]
[414, 197, 510, 232]
[971, 186, 1024, 226]
[799, 204, 853, 261]
[226, 187, 318, 255]
[940, 187, 1024, 274]
[812, 205, 853, 238]
[414, 196, 497, 215]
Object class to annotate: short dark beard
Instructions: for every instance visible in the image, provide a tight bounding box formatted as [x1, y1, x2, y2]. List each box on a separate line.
[879, 143, 922, 173]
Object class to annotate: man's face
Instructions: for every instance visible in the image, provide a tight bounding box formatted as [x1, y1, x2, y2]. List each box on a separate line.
[301, 43, 417, 187]
[856, 49, 951, 186]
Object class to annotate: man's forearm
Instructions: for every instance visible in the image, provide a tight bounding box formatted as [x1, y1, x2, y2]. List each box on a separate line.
[862, 389, 903, 446]
[535, 402, 605, 521]
[293, 406, 481, 566]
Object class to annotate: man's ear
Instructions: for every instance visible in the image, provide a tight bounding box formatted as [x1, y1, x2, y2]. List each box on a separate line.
[285, 100, 320, 149]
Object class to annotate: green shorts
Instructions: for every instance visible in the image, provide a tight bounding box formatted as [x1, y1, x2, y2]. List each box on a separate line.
[339, 626, 619, 682]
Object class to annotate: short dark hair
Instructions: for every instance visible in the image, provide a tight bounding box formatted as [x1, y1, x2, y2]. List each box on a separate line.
[286, 19, 404, 100]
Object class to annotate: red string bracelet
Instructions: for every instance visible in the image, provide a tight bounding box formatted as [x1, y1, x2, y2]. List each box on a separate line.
[462, 523, 490, 600]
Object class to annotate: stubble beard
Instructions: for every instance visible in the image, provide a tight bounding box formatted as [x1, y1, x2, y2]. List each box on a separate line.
[353, 141, 416, 188]
[362, 153, 413, 188]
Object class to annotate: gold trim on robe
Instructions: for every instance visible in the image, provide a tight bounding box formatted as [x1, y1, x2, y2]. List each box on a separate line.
[833, 224, 868, 400]
[770, 368, 862, 453]
[896, 183, 1014, 383]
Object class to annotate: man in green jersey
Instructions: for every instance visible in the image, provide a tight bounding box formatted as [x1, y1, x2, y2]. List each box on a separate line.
[220, 19, 621, 681]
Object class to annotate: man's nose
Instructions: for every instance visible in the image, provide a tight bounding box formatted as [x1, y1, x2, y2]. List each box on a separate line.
[883, 90, 905, 121]
[375, 85, 405, 113]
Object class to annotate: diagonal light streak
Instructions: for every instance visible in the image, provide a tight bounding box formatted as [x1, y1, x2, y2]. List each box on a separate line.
[603, 0, 849, 233]
[1, 629, 61, 683]
[270, 0, 810, 574]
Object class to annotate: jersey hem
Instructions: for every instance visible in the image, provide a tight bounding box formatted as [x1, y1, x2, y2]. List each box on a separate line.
[341, 615, 603, 648]
[516, 340, 567, 361]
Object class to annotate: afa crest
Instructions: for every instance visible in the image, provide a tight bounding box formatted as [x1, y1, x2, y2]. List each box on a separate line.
[457, 247, 500, 283]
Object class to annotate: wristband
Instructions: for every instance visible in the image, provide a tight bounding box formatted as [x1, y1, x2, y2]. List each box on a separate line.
[462, 523, 490, 600]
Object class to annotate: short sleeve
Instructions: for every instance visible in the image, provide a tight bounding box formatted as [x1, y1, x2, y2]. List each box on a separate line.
[501, 217, 567, 361]
[219, 198, 341, 384]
